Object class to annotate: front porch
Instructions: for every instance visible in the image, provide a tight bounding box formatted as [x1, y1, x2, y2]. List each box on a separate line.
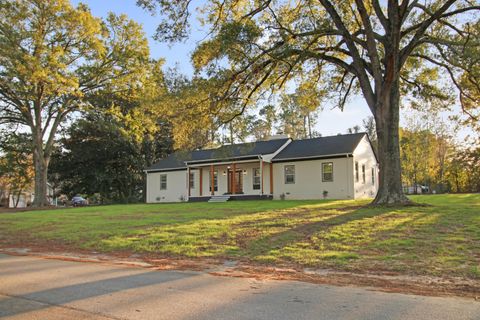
[186, 159, 274, 200]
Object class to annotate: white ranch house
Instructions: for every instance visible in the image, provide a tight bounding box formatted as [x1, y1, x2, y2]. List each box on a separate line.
[145, 133, 378, 202]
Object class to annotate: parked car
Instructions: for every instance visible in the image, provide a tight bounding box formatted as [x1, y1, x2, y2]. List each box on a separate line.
[71, 196, 87, 207]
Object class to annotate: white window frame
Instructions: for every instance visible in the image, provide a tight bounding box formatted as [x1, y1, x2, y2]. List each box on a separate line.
[160, 174, 167, 190]
[253, 168, 261, 190]
[322, 162, 334, 182]
[284, 165, 295, 184]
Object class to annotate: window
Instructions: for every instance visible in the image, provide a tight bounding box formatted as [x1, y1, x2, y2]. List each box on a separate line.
[355, 161, 359, 182]
[371, 168, 375, 185]
[189, 172, 195, 189]
[284, 165, 295, 184]
[362, 164, 366, 184]
[322, 162, 333, 182]
[253, 168, 261, 190]
[210, 170, 218, 192]
[160, 174, 167, 190]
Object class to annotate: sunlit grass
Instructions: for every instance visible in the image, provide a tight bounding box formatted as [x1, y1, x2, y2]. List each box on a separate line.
[0, 194, 479, 278]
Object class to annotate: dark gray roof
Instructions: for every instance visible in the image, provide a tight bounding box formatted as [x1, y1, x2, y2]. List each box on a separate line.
[272, 133, 366, 161]
[146, 138, 290, 172]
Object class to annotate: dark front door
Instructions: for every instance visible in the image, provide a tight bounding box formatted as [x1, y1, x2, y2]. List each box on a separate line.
[227, 170, 243, 194]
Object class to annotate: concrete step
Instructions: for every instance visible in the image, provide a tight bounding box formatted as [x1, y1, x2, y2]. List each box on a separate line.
[208, 195, 231, 203]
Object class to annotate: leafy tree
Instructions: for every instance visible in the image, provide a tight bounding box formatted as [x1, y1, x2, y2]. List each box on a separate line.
[0, 1, 149, 206]
[0, 133, 34, 207]
[138, 0, 480, 204]
[50, 113, 172, 203]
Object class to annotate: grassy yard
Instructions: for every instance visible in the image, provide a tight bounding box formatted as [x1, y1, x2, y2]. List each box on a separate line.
[0, 194, 479, 279]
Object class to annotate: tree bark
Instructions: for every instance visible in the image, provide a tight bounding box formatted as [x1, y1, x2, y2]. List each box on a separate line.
[32, 139, 50, 207]
[373, 79, 411, 205]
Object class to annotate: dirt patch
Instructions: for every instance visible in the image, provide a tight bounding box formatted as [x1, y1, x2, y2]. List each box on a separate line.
[1, 246, 478, 300]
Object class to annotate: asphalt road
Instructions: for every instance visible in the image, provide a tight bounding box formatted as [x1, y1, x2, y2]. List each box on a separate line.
[0, 253, 479, 320]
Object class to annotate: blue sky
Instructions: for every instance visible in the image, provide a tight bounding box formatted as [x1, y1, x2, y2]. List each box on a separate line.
[73, 0, 465, 139]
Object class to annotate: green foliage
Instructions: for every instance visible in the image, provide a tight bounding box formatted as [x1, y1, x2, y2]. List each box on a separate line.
[0, 132, 34, 207]
[0, 194, 479, 278]
[50, 112, 172, 203]
[0, 0, 151, 206]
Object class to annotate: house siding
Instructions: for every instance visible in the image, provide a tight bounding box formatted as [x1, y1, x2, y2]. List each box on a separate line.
[272, 157, 354, 200]
[353, 136, 378, 199]
[146, 170, 187, 202]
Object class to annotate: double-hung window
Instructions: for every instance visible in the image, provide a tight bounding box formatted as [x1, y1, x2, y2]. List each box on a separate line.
[284, 165, 295, 184]
[160, 174, 167, 190]
[355, 161, 359, 182]
[253, 168, 261, 190]
[322, 162, 333, 182]
[189, 172, 195, 189]
[362, 165, 366, 184]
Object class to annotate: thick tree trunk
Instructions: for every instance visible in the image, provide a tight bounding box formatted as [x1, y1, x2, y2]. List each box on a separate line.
[372, 80, 411, 205]
[32, 141, 50, 207]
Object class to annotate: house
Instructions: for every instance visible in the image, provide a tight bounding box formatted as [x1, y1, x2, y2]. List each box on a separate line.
[0, 183, 54, 208]
[145, 133, 378, 202]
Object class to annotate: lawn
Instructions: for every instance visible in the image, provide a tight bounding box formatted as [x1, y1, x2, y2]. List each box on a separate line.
[0, 194, 479, 279]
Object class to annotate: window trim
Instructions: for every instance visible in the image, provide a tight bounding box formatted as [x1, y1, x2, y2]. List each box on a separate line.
[160, 174, 167, 190]
[322, 162, 334, 182]
[189, 172, 195, 189]
[355, 161, 359, 182]
[253, 168, 261, 190]
[362, 164, 366, 184]
[284, 165, 295, 184]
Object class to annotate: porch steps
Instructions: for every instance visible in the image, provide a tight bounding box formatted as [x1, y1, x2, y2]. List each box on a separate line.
[208, 195, 231, 203]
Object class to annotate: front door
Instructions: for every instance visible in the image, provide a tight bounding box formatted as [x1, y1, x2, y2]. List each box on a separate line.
[227, 170, 243, 194]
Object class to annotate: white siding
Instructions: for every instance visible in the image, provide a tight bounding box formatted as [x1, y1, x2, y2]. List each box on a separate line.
[272, 157, 354, 200]
[353, 136, 379, 199]
[146, 170, 187, 203]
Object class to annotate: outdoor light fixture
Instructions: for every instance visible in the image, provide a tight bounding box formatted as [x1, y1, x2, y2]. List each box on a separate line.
[223, 171, 226, 176]
[243, 170, 247, 175]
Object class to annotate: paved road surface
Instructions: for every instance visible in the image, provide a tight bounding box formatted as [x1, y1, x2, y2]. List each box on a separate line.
[0, 254, 478, 320]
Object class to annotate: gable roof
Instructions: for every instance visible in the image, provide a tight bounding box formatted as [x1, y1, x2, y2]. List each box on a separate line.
[272, 133, 366, 162]
[146, 138, 290, 172]
[146, 133, 371, 172]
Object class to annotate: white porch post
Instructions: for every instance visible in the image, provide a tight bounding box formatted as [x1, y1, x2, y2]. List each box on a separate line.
[187, 166, 191, 198]
[260, 159, 264, 195]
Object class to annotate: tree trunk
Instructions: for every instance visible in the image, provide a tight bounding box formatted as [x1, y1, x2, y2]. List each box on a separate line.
[372, 80, 411, 205]
[32, 143, 50, 207]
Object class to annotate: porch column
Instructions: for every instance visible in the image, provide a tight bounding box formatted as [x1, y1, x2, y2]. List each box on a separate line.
[260, 159, 264, 195]
[210, 165, 214, 195]
[269, 162, 273, 195]
[232, 162, 236, 194]
[187, 166, 191, 198]
[199, 168, 203, 196]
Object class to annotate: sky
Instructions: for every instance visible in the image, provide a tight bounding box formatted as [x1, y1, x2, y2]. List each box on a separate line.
[72, 0, 466, 140]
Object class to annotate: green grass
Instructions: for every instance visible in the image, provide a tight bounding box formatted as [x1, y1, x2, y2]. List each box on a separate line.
[0, 194, 479, 278]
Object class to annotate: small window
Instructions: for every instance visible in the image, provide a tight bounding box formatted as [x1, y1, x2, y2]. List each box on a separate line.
[210, 170, 218, 191]
[355, 161, 359, 182]
[322, 162, 333, 182]
[160, 174, 167, 190]
[189, 172, 195, 189]
[284, 165, 295, 184]
[371, 167, 375, 185]
[253, 168, 261, 190]
[362, 164, 366, 184]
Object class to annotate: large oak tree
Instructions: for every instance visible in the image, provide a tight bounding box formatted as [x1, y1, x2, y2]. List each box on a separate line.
[138, 0, 480, 204]
[0, 0, 149, 206]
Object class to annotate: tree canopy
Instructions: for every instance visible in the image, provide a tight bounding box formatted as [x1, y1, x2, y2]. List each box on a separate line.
[0, 0, 150, 206]
[138, 0, 480, 204]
